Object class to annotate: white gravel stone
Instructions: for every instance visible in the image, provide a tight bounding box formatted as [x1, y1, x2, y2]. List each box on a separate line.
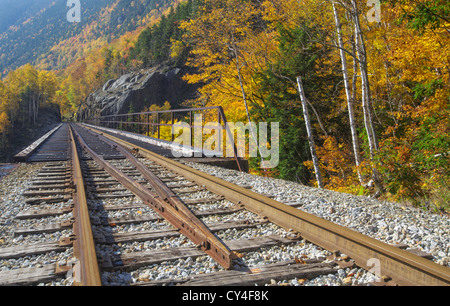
[2, 158, 448, 286]
[182, 161, 450, 286]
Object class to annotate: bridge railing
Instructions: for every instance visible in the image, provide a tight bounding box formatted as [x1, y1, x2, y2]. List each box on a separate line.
[84, 106, 244, 172]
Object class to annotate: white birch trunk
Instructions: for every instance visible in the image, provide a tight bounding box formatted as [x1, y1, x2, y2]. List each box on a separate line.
[332, 2, 364, 184]
[231, 40, 263, 165]
[352, 0, 376, 154]
[351, 0, 383, 194]
[297, 76, 324, 189]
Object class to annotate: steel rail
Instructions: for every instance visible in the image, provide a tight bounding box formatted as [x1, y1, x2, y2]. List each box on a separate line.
[87, 128, 237, 267]
[93, 130, 196, 209]
[68, 124, 102, 286]
[81, 123, 450, 286]
[70, 124, 236, 270]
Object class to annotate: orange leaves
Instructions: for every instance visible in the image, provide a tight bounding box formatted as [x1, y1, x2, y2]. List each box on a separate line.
[294, 254, 308, 264]
[306, 135, 357, 191]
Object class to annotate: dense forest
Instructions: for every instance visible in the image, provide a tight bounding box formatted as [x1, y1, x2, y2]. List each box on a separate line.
[0, 0, 54, 33]
[0, 0, 179, 76]
[0, 0, 448, 211]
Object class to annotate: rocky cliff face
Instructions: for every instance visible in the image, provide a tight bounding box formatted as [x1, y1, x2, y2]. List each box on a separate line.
[76, 65, 199, 121]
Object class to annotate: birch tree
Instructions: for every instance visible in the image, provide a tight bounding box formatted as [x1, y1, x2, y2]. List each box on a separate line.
[350, 0, 383, 194]
[332, 2, 364, 184]
[297, 76, 324, 188]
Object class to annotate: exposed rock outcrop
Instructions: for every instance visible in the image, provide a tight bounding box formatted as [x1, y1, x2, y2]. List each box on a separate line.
[76, 65, 199, 121]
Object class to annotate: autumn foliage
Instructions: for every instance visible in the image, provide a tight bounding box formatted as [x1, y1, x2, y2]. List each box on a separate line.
[179, 0, 449, 209]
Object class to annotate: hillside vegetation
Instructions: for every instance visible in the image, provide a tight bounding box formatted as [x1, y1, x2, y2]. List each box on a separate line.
[0, 0, 448, 211]
[0, 0, 179, 76]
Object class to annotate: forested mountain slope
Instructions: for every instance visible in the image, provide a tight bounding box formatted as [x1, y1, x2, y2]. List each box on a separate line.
[0, 0, 183, 161]
[0, 0, 55, 33]
[0, 0, 177, 77]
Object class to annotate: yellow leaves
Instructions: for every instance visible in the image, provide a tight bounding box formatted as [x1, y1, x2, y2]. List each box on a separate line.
[380, 13, 449, 86]
[303, 135, 362, 192]
[170, 39, 185, 60]
[0, 81, 16, 116]
[182, 0, 279, 123]
[0, 112, 10, 135]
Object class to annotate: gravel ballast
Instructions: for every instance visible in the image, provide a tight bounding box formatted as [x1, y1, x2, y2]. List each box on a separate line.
[1, 160, 448, 286]
[183, 162, 450, 270]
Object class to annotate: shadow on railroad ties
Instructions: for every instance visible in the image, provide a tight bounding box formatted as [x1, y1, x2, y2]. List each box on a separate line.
[86, 180, 253, 285]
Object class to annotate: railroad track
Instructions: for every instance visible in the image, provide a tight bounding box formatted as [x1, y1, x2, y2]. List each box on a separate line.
[0, 123, 449, 286]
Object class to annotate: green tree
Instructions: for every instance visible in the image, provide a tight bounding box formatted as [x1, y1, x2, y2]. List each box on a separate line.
[253, 22, 340, 184]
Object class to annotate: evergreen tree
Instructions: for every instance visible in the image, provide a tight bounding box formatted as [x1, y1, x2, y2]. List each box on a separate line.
[252, 22, 339, 184]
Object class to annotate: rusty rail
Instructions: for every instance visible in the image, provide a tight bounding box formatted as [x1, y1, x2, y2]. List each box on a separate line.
[85, 106, 244, 172]
[68, 124, 102, 286]
[81, 123, 450, 286]
[71, 124, 236, 270]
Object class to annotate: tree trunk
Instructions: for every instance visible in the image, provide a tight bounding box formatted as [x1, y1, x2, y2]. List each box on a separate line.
[231, 38, 263, 166]
[28, 96, 32, 124]
[297, 76, 324, 189]
[351, 0, 383, 194]
[32, 95, 38, 125]
[332, 2, 364, 185]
